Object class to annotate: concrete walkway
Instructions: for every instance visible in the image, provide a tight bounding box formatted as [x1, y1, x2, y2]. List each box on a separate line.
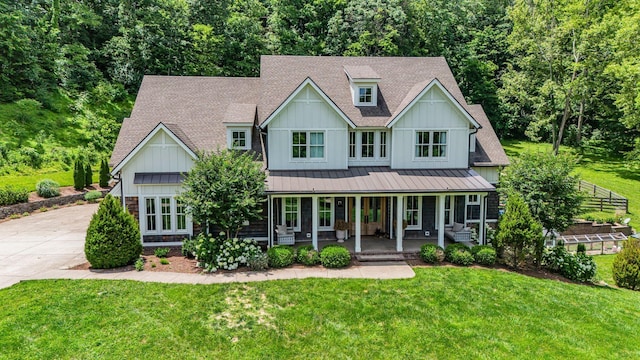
[0, 204, 414, 290]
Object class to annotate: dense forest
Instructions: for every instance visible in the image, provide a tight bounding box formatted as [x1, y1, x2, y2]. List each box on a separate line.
[0, 0, 639, 177]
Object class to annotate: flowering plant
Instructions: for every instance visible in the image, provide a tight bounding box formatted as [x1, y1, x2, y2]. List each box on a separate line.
[194, 232, 261, 272]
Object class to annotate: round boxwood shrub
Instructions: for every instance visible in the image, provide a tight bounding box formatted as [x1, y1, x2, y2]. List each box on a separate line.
[320, 245, 351, 268]
[296, 245, 320, 266]
[36, 179, 60, 198]
[267, 245, 294, 268]
[450, 249, 474, 266]
[420, 243, 444, 264]
[475, 248, 497, 266]
[444, 243, 470, 262]
[85, 194, 142, 269]
[613, 238, 640, 290]
[470, 245, 493, 256]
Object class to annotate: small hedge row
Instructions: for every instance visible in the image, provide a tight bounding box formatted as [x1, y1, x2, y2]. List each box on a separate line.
[266, 244, 351, 269]
[420, 243, 496, 266]
[0, 186, 29, 206]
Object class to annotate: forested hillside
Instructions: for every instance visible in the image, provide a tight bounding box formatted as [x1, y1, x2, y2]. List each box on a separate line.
[1, 0, 638, 180]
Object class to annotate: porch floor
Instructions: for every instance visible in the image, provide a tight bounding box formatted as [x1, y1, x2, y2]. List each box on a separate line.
[293, 236, 459, 254]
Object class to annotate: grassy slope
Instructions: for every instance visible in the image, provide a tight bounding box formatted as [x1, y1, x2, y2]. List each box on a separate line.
[0, 269, 638, 359]
[501, 140, 640, 229]
[594, 254, 616, 285]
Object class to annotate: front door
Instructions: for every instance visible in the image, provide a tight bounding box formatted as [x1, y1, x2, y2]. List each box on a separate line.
[350, 197, 387, 235]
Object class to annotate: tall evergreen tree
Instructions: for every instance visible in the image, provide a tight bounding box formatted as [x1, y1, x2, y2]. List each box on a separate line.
[84, 161, 93, 187]
[99, 158, 110, 187]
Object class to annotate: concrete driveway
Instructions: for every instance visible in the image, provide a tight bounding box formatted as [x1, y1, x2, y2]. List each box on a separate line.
[0, 203, 98, 289]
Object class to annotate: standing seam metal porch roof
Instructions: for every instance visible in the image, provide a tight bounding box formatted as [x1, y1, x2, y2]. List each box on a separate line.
[266, 167, 495, 194]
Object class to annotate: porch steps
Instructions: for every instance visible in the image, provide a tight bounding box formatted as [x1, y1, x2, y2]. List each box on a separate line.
[356, 253, 406, 262]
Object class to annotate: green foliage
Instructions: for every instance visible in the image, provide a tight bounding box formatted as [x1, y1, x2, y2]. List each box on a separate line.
[194, 233, 261, 272]
[613, 238, 640, 290]
[99, 158, 110, 187]
[84, 194, 142, 269]
[180, 149, 266, 238]
[444, 243, 470, 262]
[181, 238, 197, 258]
[36, 179, 60, 198]
[450, 249, 475, 266]
[543, 245, 597, 283]
[160, 258, 170, 265]
[496, 193, 543, 269]
[320, 245, 351, 268]
[134, 257, 144, 271]
[267, 245, 295, 268]
[577, 244, 587, 255]
[73, 159, 85, 190]
[0, 186, 29, 206]
[420, 243, 444, 264]
[475, 248, 497, 266]
[247, 252, 269, 271]
[296, 245, 321, 266]
[154, 248, 170, 258]
[84, 162, 92, 187]
[84, 190, 102, 202]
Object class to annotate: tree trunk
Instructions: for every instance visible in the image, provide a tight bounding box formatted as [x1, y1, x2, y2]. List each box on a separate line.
[576, 96, 585, 146]
[553, 34, 580, 155]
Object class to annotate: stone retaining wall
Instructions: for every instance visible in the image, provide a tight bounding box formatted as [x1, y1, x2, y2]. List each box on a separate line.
[0, 189, 110, 220]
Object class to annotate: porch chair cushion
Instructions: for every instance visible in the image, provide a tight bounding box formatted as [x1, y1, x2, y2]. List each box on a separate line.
[452, 222, 464, 232]
[276, 224, 289, 234]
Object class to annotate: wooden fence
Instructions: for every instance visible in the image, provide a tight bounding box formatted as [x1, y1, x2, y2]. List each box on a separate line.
[578, 180, 628, 212]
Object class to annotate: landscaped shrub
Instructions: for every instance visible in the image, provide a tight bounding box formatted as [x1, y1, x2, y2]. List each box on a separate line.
[444, 243, 470, 262]
[296, 245, 320, 266]
[0, 186, 29, 206]
[181, 238, 197, 258]
[577, 243, 587, 255]
[450, 249, 475, 266]
[320, 245, 351, 268]
[194, 233, 261, 272]
[542, 245, 597, 282]
[73, 159, 85, 190]
[247, 252, 269, 271]
[613, 238, 640, 290]
[154, 247, 170, 258]
[36, 179, 60, 198]
[134, 257, 144, 271]
[84, 190, 102, 202]
[267, 245, 295, 268]
[84, 162, 93, 187]
[471, 245, 493, 256]
[84, 194, 142, 269]
[420, 243, 444, 264]
[475, 248, 497, 266]
[99, 158, 110, 187]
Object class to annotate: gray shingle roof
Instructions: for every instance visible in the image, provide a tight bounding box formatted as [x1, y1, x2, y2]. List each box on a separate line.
[468, 105, 510, 167]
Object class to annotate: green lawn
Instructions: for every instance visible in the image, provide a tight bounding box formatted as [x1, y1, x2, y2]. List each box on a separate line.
[1, 268, 639, 359]
[501, 140, 640, 229]
[594, 254, 617, 285]
[1, 170, 73, 191]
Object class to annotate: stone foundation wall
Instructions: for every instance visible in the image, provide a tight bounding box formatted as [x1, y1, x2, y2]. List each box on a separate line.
[143, 234, 191, 243]
[124, 196, 139, 222]
[561, 220, 632, 235]
[0, 189, 110, 220]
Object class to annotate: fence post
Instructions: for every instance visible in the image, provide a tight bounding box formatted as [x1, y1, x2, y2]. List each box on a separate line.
[593, 184, 596, 196]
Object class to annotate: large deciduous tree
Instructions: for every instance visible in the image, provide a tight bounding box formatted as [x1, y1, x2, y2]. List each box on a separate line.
[180, 150, 267, 238]
[499, 151, 584, 238]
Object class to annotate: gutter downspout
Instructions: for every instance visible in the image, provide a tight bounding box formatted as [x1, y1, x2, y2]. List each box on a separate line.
[112, 171, 125, 208]
[468, 127, 479, 168]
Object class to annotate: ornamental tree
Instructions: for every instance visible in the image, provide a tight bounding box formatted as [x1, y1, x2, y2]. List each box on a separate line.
[496, 193, 543, 269]
[180, 149, 266, 238]
[499, 151, 584, 237]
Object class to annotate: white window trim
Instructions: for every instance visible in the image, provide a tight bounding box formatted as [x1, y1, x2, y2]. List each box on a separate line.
[357, 86, 374, 106]
[413, 130, 449, 161]
[348, 130, 389, 161]
[282, 197, 301, 232]
[290, 130, 327, 162]
[318, 197, 334, 231]
[226, 127, 251, 150]
[404, 196, 422, 230]
[141, 196, 192, 236]
[466, 194, 481, 223]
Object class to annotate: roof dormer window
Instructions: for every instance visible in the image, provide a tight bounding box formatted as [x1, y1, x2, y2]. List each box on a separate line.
[344, 65, 380, 107]
[359, 87, 373, 104]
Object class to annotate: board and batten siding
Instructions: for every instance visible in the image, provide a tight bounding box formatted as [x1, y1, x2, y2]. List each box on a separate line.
[120, 129, 195, 196]
[471, 166, 501, 184]
[391, 86, 471, 169]
[267, 84, 349, 170]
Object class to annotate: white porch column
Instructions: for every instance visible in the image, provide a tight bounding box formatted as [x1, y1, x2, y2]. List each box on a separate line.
[268, 195, 273, 248]
[396, 195, 403, 252]
[438, 194, 446, 248]
[355, 195, 362, 253]
[312, 195, 319, 250]
[479, 194, 486, 245]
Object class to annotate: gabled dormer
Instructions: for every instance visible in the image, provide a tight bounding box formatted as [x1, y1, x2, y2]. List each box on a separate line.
[223, 103, 256, 150]
[344, 65, 380, 107]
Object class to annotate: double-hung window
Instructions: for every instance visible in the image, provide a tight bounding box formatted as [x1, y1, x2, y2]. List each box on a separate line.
[161, 197, 172, 231]
[145, 198, 157, 232]
[361, 131, 375, 158]
[433, 131, 447, 157]
[415, 131, 431, 158]
[359, 87, 373, 104]
[349, 132, 356, 158]
[466, 194, 481, 221]
[292, 131, 324, 159]
[415, 131, 447, 158]
[283, 197, 301, 231]
[349, 130, 388, 161]
[380, 131, 387, 158]
[143, 197, 190, 235]
[318, 197, 333, 230]
[405, 196, 421, 230]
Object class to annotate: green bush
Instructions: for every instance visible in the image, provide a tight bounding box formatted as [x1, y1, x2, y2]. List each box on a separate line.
[613, 238, 640, 290]
[73, 159, 85, 190]
[320, 245, 351, 268]
[36, 179, 60, 198]
[181, 238, 197, 258]
[84, 190, 102, 202]
[84, 162, 93, 187]
[194, 234, 261, 271]
[542, 245, 597, 282]
[450, 249, 474, 266]
[445, 243, 470, 262]
[577, 243, 587, 255]
[420, 243, 444, 264]
[0, 186, 29, 206]
[247, 252, 269, 271]
[99, 158, 111, 187]
[154, 247, 170, 258]
[296, 245, 320, 266]
[475, 248, 497, 266]
[267, 245, 295, 268]
[134, 257, 144, 271]
[471, 245, 493, 256]
[84, 194, 142, 269]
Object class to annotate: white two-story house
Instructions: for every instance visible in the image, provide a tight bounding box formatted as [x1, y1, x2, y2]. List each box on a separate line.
[109, 56, 509, 252]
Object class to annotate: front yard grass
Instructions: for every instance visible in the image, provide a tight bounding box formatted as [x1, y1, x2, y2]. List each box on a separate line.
[593, 254, 616, 285]
[1, 268, 639, 359]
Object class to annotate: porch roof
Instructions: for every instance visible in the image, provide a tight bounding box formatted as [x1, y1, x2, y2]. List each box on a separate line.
[266, 167, 495, 194]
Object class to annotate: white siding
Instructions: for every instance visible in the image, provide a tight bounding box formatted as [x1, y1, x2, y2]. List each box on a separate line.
[120, 130, 195, 196]
[267, 84, 349, 170]
[472, 166, 501, 184]
[391, 87, 471, 169]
